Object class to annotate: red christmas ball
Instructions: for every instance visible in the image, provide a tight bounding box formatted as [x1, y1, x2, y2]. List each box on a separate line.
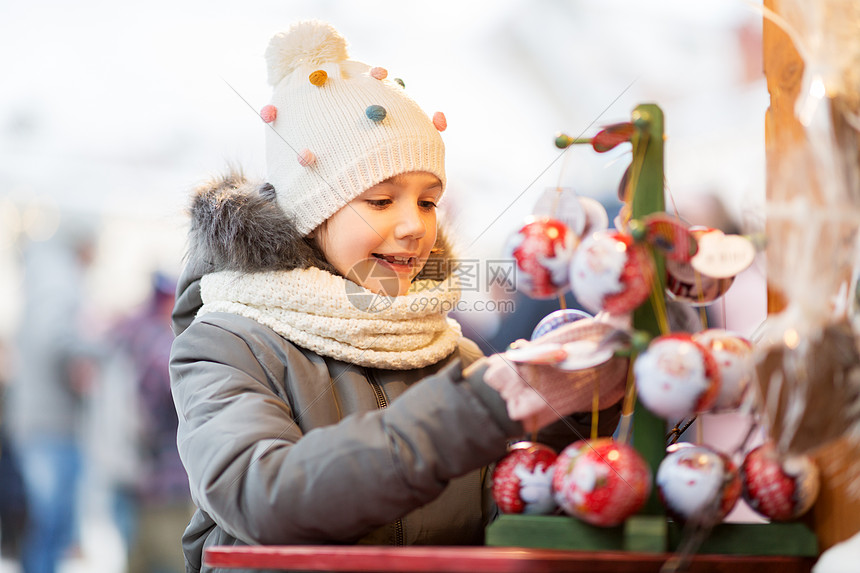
[552, 438, 651, 527]
[492, 442, 558, 514]
[504, 217, 578, 299]
[741, 442, 820, 521]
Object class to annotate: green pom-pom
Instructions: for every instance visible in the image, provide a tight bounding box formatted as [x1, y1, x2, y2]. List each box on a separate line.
[394, 77, 405, 88]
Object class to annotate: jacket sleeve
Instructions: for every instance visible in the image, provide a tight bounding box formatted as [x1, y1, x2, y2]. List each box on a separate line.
[170, 316, 521, 545]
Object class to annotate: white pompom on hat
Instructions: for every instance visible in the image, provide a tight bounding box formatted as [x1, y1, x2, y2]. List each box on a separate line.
[263, 21, 447, 236]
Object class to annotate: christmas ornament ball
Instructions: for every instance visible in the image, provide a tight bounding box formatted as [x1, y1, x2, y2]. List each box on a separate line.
[634, 333, 721, 421]
[531, 308, 592, 340]
[552, 438, 651, 527]
[692, 329, 754, 411]
[504, 217, 578, 299]
[656, 444, 741, 524]
[570, 230, 652, 315]
[492, 442, 558, 515]
[741, 442, 820, 521]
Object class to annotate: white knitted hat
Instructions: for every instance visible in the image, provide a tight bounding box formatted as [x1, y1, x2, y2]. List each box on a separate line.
[262, 21, 447, 236]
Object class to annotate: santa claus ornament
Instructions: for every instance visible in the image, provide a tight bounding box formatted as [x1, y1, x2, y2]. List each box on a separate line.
[570, 230, 653, 315]
[552, 438, 651, 527]
[691, 329, 754, 411]
[504, 217, 578, 299]
[492, 442, 558, 515]
[634, 333, 721, 421]
[740, 442, 820, 521]
[656, 444, 741, 524]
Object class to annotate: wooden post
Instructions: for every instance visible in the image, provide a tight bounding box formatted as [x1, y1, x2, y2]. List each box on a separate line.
[763, 0, 860, 552]
[762, 0, 804, 315]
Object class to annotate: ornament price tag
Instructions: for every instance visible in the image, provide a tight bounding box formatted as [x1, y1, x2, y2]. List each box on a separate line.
[691, 231, 755, 279]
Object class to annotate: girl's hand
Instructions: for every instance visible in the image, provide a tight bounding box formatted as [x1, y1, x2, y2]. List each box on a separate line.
[482, 318, 629, 432]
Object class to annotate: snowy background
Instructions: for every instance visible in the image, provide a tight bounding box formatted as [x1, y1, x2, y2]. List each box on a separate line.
[0, 0, 768, 334]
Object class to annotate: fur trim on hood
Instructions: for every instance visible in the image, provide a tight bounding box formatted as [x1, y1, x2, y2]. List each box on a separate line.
[173, 171, 456, 335]
[186, 170, 332, 275]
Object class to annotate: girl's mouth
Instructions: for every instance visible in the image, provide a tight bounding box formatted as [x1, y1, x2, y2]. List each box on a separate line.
[373, 253, 415, 272]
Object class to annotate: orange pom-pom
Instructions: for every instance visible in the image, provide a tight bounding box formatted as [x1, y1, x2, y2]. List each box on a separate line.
[297, 148, 316, 167]
[370, 67, 388, 80]
[308, 70, 328, 87]
[432, 111, 447, 132]
[260, 105, 278, 123]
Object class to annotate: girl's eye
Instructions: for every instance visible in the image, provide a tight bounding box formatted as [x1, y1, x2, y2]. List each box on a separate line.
[419, 200, 438, 210]
[366, 199, 392, 208]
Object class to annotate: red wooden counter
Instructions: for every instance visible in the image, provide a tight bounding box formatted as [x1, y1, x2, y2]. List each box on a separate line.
[204, 545, 815, 572]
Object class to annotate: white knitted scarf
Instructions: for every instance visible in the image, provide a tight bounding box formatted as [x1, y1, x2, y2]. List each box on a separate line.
[198, 267, 463, 370]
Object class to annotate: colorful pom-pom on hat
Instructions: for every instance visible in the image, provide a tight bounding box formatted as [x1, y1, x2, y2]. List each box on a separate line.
[432, 112, 447, 132]
[309, 70, 328, 86]
[260, 105, 278, 123]
[366, 105, 387, 122]
[370, 67, 388, 80]
[297, 149, 316, 167]
[262, 20, 447, 236]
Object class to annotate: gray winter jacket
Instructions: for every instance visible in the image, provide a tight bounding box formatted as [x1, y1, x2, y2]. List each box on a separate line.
[169, 174, 613, 572]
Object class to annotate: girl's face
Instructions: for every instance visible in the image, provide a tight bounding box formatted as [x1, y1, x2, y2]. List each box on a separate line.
[314, 171, 442, 297]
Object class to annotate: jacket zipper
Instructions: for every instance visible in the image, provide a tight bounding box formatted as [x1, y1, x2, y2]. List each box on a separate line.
[364, 367, 389, 409]
[363, 367, 404, 546]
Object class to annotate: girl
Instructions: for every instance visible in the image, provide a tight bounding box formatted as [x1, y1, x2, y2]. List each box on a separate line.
[169, 20, 625, 572]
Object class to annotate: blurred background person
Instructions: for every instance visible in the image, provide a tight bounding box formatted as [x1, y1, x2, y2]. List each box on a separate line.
[88, 272, 191, 573]
[3, 220, 102, 573]
[0, 337, 29, 563]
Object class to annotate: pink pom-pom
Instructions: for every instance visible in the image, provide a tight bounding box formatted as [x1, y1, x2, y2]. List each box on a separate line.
[297, 148, 316, 167]
[432, 111, 447, 132]
[260, 105, 278, 123]
[370, 67, 388, 80]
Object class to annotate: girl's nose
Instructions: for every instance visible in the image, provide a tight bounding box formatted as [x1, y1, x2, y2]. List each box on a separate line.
[394, 204, 427, 240]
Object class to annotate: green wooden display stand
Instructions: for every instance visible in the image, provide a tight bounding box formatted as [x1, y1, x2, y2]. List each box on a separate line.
[486, 514, 818, 557]
[667, 521, 818, 557]
[485, 104, 818, 559]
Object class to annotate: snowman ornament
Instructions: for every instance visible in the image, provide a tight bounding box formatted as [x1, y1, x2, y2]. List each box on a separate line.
[492, 442, 558, 515]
